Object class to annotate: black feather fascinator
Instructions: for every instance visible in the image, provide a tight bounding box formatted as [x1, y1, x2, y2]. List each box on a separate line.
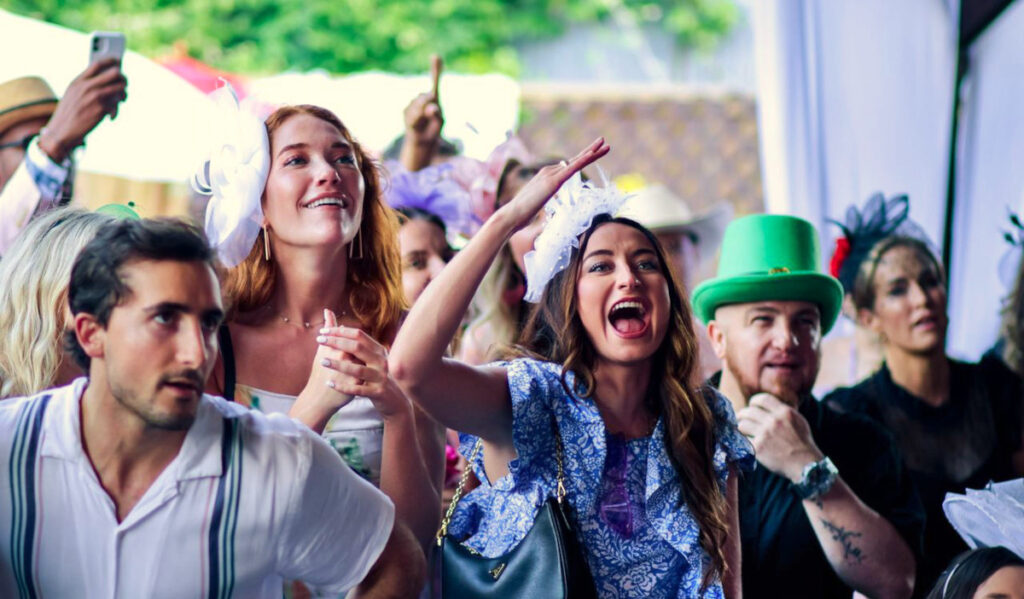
[828, 193, 930, 294]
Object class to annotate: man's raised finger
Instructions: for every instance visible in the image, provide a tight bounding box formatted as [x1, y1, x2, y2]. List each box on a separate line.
[429, 54, 443, 101]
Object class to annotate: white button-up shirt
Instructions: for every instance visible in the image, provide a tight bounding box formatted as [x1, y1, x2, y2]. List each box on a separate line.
[0, 378, 394, 598]
[0, 137, 71, 254]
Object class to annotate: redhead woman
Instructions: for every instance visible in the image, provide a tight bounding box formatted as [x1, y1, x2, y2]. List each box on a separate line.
[197, 101, 444, 574]
[390, 139, 752, 598]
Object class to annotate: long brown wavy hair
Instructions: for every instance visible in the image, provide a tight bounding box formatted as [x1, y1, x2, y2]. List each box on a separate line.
[223, 105, 405, 342]
[516, 215, 729, 590]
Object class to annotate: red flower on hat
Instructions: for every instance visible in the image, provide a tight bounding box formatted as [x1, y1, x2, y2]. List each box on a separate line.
[830, 237, 851, 278]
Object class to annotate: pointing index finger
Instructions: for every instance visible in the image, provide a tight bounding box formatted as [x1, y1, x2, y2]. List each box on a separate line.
[565, 137, 610, 174]
[429, 54, 443, 101]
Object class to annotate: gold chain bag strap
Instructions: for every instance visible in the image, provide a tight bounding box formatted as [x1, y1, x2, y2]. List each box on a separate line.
[436, 425, 596, 598]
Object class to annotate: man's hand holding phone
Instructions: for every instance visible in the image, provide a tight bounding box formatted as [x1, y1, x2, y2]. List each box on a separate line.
[37, 33, 128, 164]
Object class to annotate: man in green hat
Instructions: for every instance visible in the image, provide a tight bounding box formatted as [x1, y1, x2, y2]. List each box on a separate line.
[0, 60, 127, 254]
[693, 214, 923, 598]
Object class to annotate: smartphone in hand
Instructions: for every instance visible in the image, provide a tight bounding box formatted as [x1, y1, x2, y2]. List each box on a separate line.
[89, 31, 125, 66]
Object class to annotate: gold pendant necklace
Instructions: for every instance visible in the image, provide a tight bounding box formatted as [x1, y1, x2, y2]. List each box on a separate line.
[272, 305, 346, 330]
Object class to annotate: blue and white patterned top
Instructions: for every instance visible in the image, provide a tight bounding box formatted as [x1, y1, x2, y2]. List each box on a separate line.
[451, 358, 755, 598]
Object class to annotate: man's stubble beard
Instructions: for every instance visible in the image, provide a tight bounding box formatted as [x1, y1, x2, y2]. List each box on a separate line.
[109, 378, 196, 431]
[722, 347, 819, 404]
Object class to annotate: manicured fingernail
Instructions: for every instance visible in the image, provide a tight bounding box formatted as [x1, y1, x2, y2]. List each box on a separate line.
[319, 327, 329, 334]
[316, 335, 327, 343]
[321, 358, 331, 366]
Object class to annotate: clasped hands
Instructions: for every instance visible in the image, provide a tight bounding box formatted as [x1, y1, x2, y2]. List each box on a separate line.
[293, 309, 410, 433]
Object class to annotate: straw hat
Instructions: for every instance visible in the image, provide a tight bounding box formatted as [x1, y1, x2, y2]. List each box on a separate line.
[617, 184, 733, 264]
[0, 77, 57, 136]
[691, 214, 844, 333]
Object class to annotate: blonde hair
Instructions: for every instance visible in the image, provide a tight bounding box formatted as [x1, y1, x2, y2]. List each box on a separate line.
[462, 246, 523, 361]
[0, 208, 115, 398]
[462, 157, 568, 362]
[223, 105, 405, 342]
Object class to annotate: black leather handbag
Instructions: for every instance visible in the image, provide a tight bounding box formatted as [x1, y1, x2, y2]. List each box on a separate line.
[436, 434, 597, 598]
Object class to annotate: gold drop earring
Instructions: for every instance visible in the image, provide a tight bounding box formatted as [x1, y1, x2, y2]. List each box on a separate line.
[263, 226, 271, 261]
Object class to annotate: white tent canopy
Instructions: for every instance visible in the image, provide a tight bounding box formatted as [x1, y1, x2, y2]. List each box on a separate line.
[0, 9, 219, 183]
[1, 10, 522, 184]
[245, 71, 520, 161]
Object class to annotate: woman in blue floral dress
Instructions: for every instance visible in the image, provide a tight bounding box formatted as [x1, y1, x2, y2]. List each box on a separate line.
[390, 139, 753, 598]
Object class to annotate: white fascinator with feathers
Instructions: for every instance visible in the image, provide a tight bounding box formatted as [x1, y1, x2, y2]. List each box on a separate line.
[191, 82, 270, 267]
[523, 167, 632, 303]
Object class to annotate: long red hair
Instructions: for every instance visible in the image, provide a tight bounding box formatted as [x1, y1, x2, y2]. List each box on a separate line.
[223, 105, 405, 342]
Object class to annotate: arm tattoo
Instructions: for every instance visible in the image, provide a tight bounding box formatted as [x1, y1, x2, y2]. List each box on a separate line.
[820, 519, 864, 564]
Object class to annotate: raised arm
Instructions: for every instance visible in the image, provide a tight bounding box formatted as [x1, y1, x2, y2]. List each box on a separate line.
[399, 55, 444, 172]
[388, 138, 610, 443]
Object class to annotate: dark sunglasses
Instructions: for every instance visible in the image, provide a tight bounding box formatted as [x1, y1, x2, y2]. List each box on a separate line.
[0, 133, 37, 152]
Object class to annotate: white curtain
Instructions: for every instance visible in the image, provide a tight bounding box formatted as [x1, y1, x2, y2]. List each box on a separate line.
[753, 0, 1024, 362]
[948, 0, 1024, 357]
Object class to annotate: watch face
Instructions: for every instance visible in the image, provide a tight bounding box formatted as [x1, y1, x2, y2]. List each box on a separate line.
[797, 458, 837, 500]
[808, 463, 825, 485]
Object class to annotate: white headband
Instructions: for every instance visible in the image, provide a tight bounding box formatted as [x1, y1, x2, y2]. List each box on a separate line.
[522, 167, 631, 303]
[191, 83, 269, 267]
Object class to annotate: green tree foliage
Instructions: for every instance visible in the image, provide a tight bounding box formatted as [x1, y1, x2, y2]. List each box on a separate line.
[2, 0, 737, 75]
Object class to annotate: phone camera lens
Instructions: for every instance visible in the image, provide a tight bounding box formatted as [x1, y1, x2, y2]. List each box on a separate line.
[93, 39, 100, 50]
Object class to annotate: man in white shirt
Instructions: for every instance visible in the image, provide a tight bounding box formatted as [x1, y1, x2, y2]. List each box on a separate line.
[0, 60, 127, 254]
[0, 218, 420, 597]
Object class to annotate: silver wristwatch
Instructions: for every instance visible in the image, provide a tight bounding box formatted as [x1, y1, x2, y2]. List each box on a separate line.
[792, 456, 838, 501]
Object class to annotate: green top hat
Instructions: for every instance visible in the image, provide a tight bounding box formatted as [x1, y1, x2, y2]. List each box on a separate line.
[691, 214, 843, 332]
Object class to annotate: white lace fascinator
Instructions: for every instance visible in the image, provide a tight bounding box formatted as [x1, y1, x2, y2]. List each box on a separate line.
[191, 83, 270, 267]
[523, 168, 631, 303]
[943, 479, 1024, 557]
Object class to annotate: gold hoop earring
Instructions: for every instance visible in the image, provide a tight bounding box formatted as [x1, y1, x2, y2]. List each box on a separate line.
[263, 226, 271, 261]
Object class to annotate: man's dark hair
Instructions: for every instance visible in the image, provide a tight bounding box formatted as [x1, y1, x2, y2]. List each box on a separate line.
[64, 218, 215, 370]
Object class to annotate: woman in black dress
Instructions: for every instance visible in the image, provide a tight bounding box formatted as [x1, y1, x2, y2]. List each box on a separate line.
[825, 196, 1024, 594]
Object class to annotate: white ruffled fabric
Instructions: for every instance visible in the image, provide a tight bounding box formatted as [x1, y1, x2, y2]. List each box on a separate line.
[523, 168, 631, 303]
[943, 478, 1024, 557]
[191, 83, 270, 267]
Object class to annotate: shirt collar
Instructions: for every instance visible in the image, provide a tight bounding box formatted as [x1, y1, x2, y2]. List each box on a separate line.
[40, 377, 90, 462]
[41, 378, 226, 481]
